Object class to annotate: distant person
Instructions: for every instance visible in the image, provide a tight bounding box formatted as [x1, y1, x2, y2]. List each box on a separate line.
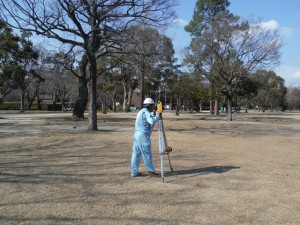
[131, 98, 161, 177]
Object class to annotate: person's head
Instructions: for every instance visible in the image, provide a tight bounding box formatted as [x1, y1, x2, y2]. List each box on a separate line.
[143, 98, 155, 112]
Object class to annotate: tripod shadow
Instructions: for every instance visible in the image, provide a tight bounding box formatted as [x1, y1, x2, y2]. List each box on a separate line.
[167, 166, 240, 176]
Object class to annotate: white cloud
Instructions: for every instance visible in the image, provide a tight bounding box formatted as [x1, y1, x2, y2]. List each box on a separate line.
[259, 20, 279, 30]
[294, 70, 300, 78]
[172, 19, 188, 26]
[257, 20, 293, 38]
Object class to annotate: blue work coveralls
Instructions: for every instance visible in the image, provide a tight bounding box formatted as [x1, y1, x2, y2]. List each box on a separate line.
[131, 107, 160, 176]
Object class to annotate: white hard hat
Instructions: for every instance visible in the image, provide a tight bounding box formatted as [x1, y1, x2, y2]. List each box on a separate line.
[143, 98, 155, 105]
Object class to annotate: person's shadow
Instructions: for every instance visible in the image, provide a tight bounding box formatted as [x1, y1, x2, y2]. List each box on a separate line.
[166, 166, 240, 176]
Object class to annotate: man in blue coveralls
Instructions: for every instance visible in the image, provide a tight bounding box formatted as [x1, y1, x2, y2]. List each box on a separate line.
[131, 98, 161, 177]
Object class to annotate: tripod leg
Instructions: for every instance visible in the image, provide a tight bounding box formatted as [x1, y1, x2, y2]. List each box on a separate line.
[161, 119, 174, 172]
[166, 153, 174, 172]
[161, 120, 169, 150]
[158, 120, 164, 181]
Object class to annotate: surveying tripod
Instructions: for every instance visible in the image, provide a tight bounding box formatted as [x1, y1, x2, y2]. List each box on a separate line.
[157, 101, 174, 182]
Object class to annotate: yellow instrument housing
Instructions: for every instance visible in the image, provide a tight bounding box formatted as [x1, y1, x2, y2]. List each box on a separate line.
[157, 101, 163, 113]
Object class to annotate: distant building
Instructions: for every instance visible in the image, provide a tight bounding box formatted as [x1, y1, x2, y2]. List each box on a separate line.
[131, 90, 142, 109]
[40, 95, 53, 103]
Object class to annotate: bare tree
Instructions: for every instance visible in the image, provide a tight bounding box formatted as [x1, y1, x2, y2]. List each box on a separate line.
[101, 24, 177, 112]
[118, 25, 169, 108]
[286, 86, 300, 111]
[0, 0, 176, 130]
[120, 66, 139, 112]
[213, 20, 283, 119]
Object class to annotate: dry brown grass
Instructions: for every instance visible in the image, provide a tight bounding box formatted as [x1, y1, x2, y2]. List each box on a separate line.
[0, 110, 299, 225]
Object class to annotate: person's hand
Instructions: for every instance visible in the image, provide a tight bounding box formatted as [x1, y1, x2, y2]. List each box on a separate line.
[156, 111, 162, 118]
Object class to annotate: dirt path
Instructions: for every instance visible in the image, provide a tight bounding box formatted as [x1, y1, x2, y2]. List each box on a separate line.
[0, 110, 299, 224]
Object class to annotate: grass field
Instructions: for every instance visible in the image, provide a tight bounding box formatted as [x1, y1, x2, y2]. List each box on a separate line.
[0, 110, 299, 225]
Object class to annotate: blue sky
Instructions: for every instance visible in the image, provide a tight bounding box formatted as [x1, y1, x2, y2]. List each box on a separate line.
[168, 0, 300, 87]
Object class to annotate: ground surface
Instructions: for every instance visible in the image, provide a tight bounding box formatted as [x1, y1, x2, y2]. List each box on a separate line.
[0, 110, 299, 225]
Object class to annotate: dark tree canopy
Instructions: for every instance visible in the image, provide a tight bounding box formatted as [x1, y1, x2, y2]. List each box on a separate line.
[0, 20, 39, 103]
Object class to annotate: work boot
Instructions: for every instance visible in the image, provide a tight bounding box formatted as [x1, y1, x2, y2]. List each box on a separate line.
[147, 171, 160, 178]
[132, 172, 143, 177]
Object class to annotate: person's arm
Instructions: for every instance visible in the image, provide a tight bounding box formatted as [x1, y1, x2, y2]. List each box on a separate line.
[143, 110, 160, 127]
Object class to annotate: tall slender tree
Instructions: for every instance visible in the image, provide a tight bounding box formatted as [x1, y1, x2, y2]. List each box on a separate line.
[185, 0, 236, 115]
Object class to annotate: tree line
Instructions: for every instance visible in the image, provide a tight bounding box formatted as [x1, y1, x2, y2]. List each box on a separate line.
[1, 0, 300, 130]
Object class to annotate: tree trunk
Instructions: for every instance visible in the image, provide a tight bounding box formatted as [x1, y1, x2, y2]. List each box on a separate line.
[140, 64, 145, 109]
[227, 97, 233, 121]
[88, 58, 98, 130]
[28, 96, 35, 110]
[140, 73, 145, 109]
[73, 77, 88, 118]
[199, 100, 202, 112]
[20, 90, 25, 112]
[73, 54, 89, 119]
[127, 89, 133, 111]
[214, 98, 219, 115]
[123, 83, 129, 112]
[112, 86, 117, 112]
[195, 100, 200, 112]
[37, 97, 42, 110]
[271, 102, 274, 112]
[52, 96, 57, 111]
[101, 97, 107, 114]
[123, 85, 133, 112]
[175, 98, 180, 116]
[122, 77, 135, 112]
[210, 99, 214, 114]
[245, 98, 248, 113]
[112, 99, 116, 112]
[210, 84, 216, 115]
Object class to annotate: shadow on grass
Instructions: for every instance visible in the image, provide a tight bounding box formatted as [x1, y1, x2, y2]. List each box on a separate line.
[0, 215, 172, 225]
[169, 166, 240, 176]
